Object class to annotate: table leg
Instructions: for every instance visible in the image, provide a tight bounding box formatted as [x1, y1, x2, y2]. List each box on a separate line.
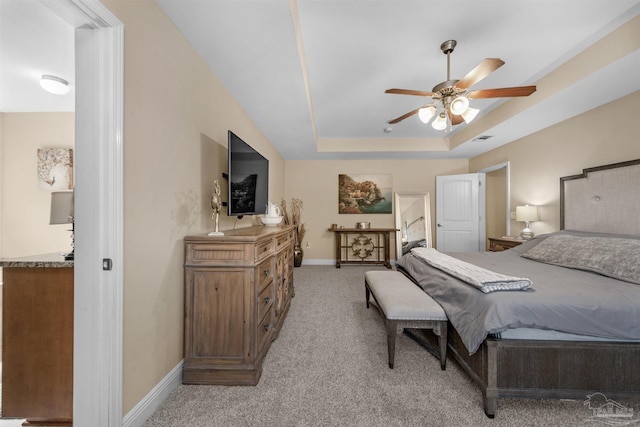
[335, 233, 341, 268]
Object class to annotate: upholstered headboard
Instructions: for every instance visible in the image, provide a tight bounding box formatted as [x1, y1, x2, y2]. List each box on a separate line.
[561, 159, 640, 235]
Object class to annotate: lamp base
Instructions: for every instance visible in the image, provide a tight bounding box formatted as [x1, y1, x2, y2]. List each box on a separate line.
[208, 231, 224, 236]
[520, 227, 535, 240]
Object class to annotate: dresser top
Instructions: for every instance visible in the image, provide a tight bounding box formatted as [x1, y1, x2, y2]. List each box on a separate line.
[0, 252, 74, 268]
[185, 224, 295, 242]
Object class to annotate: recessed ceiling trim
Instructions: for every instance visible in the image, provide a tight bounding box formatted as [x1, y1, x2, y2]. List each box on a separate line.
[317, 137, 450, 153]
[289, 0, 318, 143]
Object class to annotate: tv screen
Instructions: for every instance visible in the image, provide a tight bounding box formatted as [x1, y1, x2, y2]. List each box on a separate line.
[228, 131, 269, 216]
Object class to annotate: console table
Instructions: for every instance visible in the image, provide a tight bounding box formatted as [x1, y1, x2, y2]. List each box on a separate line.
[330, 227, 398, 269]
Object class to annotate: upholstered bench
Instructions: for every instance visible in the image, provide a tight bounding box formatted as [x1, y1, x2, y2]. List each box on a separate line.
[365, 270, 448, 370]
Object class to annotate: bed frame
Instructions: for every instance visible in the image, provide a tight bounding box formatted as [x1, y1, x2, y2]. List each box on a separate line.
[448, 159, 640, 417]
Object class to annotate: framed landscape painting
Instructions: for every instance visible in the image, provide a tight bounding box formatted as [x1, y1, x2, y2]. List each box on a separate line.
[338, 174, 392, 214]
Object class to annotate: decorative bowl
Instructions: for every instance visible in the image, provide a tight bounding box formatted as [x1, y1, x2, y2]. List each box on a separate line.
[260, 215, 283, 226]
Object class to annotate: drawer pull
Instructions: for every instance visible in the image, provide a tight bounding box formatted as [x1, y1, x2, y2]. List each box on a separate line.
[264, 269, 270, 277]
[263, 296, 270, 304]
[263, 323, 269, 331]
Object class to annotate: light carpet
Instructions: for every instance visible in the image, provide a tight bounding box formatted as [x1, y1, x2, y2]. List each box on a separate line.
[142, 265, 635, 426]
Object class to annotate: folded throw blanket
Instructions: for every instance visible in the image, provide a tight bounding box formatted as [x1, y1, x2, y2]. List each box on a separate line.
[411, 247, 533, 293]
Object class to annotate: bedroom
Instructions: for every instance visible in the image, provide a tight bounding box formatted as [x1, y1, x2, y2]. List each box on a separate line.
[0, 0, 639, 425]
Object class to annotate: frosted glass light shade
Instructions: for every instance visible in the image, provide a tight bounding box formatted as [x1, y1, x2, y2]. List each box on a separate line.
[40, 75, 70, 95]
[431, 113, 447, 130]
[461, 107, 479, 123]
[418, 105, 436, 123]
[450, 96, 469, 115]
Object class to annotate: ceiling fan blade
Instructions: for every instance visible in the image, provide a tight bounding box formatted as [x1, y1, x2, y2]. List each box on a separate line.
[447, 111, 465, 126]
[467, 85, 537, 99]
[385, 88, 434, 97]
[387, 106, 426, 124]
[455, 58, 505, 90]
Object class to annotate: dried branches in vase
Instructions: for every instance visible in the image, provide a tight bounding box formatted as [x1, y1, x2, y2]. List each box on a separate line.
[281, 198, 305, 267]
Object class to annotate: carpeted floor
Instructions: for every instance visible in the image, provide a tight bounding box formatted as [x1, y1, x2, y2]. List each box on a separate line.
[142, 266, 637, 426]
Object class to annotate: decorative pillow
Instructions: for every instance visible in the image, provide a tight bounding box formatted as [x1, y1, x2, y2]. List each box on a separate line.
[520, 234, 640, 284]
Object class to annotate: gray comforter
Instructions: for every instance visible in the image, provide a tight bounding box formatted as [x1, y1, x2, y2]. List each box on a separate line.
[396, 230, 640, 354]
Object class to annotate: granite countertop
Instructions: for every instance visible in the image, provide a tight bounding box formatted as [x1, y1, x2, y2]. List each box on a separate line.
[0, 253, 74, 268]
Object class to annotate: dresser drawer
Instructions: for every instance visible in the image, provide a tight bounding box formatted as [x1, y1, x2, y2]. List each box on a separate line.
[257, 257, 272, 291]
[186, 243, 247, 265]
[257, 310, 271, 352]
[276, 232, 292, 251]
[257, 281, 273, 321]
[255, 239, 274, 262]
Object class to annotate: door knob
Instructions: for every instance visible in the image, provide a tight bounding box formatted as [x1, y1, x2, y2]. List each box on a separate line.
[437, 223, 442, 227]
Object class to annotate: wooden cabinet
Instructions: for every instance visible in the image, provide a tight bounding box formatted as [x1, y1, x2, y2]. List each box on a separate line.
[1, 256, 73, 426]
[183, 225, 295, 385]
[488, 237, 523, 252]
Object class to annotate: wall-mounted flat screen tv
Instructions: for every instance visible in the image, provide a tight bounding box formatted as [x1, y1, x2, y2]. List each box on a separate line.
[227, 130, 269, 217]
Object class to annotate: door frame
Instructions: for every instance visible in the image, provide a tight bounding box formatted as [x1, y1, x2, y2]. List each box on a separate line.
[48, 0, 124, 425]
[479, 161, 511, 237]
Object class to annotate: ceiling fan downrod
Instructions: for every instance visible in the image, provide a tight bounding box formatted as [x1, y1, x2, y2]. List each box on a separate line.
[441, 40, 457, 81]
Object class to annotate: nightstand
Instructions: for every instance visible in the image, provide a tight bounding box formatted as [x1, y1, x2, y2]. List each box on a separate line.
[488, 237, 524, 252]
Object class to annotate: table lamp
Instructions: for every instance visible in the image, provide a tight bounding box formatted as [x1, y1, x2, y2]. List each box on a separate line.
[515, 204, 539, 240]
[50, 191, 74, 260]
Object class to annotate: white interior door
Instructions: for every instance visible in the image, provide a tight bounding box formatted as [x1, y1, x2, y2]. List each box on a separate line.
[436, 173, 485, 252]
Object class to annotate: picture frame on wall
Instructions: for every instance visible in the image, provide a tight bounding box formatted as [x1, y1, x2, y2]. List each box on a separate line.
[37, 148, 73, 190]
[338, 173, 392, 214]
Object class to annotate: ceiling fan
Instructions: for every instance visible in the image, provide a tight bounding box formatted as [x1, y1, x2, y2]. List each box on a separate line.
[385, 40, 536, 131]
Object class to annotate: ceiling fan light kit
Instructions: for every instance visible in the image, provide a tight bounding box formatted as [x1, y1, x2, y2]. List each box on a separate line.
[386, 40, 536, 132]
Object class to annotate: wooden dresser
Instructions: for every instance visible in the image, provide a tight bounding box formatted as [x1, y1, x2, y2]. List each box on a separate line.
[1, 254, 74, 426]
[183, 225, 295, 385]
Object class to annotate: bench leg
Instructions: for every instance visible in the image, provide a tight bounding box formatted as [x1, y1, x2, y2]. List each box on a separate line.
[385, 319, 397, 369]
[438, 321, 447, 370]
[365, 281, 370, 309]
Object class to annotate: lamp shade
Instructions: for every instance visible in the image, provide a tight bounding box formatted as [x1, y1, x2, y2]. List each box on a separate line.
[50, 191, 74, 224]
[431, 113, 447, 130]
[418, 105, 436, 123]
[515, 205, 539, 222]
[450, 96, 469, 115]
[461, 107, 479, 123]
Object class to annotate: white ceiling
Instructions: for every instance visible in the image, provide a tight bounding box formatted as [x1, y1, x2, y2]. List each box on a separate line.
[2, 0, 640, 160]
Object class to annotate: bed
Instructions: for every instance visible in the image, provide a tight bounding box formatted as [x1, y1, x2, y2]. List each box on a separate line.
[396, 159, 640, 417]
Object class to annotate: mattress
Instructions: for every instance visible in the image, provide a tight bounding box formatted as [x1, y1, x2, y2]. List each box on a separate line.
[396, 230, 640, 354]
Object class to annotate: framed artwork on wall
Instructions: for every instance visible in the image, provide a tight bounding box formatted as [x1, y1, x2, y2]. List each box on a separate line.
[37, 148, 73, 190]
[338, 173, 392, 214]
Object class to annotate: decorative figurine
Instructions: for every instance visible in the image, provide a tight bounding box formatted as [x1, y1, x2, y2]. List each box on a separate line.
[208, 180, 224, 236]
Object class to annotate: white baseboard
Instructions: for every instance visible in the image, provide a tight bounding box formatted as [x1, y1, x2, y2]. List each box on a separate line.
[299, 258, 335, 266]
[300, 259, 397, 266]
[122, 360, 183, 427]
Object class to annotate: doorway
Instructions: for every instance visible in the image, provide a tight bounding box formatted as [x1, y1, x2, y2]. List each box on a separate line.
[480, 162, 511, 250]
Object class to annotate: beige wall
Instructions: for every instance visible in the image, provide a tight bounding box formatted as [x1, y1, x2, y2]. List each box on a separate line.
[285, 159, 468, 261]
[470, 90, 640, 238]
[101, 0, 286, 413]
[0, 112, 75, 258]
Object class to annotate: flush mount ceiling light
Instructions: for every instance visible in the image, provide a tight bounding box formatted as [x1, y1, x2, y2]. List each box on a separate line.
[385, 40, 536, 132]
[40, 75, 70, 95]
